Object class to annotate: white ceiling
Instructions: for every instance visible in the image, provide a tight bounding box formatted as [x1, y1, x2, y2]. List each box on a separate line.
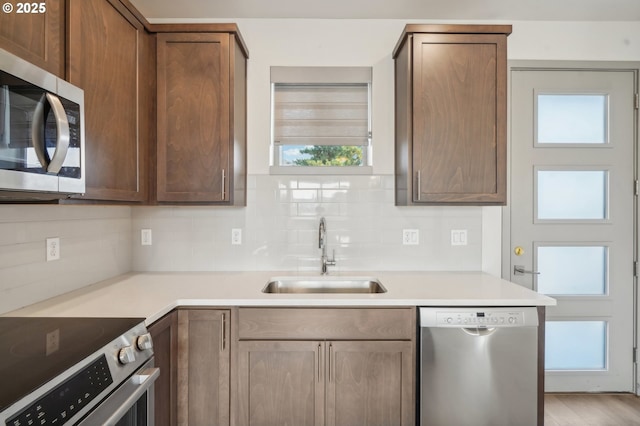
[130, 0, 640, 21]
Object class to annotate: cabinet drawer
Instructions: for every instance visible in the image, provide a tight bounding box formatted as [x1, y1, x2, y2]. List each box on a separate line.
[238, 308, 415, 340]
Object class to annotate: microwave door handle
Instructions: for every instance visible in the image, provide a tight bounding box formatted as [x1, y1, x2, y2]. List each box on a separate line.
[44, 93, 70, 174]
[31, 93, 50, 169]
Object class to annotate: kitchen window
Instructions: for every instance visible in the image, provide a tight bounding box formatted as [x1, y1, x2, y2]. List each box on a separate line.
[270, 66, 373, 174]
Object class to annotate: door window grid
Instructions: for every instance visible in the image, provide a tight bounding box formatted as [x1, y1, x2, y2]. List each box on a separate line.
[510, 66, 636, 392]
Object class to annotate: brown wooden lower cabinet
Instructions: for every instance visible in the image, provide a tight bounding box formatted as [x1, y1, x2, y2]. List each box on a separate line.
[147, 311, 178, 426]
[151, 307, 415, 426]
[236, 340, 414, 426]
[237, 340, 323, 426]
[328, 341, 414, 426]
[177, 309, 231, 426]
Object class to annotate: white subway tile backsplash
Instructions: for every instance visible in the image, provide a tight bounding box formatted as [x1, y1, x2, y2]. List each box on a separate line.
[132, 174, 482, 273]
[290, 189, 319, 202]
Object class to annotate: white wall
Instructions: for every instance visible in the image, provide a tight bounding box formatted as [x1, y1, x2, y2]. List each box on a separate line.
[0, 206, 132, 313]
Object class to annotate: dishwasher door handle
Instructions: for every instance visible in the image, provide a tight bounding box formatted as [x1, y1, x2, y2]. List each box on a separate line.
[461, 327, 497, 336]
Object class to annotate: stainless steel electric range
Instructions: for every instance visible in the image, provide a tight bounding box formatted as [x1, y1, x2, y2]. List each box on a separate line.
[0, 317, 158, 426]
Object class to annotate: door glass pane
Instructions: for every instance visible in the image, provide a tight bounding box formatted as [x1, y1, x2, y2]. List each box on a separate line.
[546, 321, 606, 370]
[537, 246, 607, 295]
[537, 94, 607, 144]
[537, 170, 607, 220]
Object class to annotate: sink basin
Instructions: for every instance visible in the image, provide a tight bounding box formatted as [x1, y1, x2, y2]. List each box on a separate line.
[262, 276, 387, 294]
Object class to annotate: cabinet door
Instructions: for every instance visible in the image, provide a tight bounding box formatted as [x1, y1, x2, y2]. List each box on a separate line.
[156, 32, 230, 203]
[177, 309, 230, 426]
[148, 311, 178, 426]
[237, 341, 325, 426]
[67, 0, 150, 202]
[412, 33, 507, 204]
[0, 0, 65, 77]
[326, 341, 414, 426]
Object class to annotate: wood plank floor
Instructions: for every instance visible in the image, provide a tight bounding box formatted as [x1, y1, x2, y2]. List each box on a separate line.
[545, 393, 640, 426]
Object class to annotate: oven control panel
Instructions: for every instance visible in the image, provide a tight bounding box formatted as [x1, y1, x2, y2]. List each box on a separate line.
[6, 355, 113, 426]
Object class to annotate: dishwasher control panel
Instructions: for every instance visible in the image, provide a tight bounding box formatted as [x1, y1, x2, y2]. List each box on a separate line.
[436, 311, 524, 326]
[420, 307, 539, 328]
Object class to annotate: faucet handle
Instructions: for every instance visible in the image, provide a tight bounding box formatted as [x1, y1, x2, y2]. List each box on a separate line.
[327, 249, 336, 266]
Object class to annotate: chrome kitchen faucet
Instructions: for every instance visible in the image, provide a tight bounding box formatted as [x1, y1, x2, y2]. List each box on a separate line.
[318, 217, 336, 275]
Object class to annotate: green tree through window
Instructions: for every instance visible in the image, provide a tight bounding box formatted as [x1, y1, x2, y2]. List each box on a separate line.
[293, 146, 363, 166]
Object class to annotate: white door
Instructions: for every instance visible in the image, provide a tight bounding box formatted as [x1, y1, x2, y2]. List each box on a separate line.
[509, 66, 637, 392]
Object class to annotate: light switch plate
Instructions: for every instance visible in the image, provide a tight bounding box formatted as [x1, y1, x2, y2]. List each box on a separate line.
[451, 229, 468, 246]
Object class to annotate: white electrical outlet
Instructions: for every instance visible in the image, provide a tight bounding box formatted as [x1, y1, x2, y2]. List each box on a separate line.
[141, 229, 152, 246]
[402, 229, 419, 245]
[451, 229, 468, 246]
[231, 228, 242, 245]
[46, 329, 60, 356]
[46, 237, 60, 261]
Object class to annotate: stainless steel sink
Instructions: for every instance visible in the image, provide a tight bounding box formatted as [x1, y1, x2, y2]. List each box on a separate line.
[262, 276, 386, 294]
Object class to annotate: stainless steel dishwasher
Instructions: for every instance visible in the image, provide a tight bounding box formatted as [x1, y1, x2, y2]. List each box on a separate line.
[419, 307, 539, 426]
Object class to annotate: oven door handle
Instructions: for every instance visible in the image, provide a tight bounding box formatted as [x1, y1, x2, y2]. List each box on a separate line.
[77, 367, 160, 426]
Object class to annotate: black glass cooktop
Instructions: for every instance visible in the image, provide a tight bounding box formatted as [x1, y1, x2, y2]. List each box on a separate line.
[0, 317, 143, 412]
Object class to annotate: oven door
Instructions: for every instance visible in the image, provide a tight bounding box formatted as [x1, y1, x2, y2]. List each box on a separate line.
[77, 358, 159, 426]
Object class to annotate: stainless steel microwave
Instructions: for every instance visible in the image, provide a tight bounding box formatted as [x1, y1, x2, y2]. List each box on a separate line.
[0, 48, 85, 199]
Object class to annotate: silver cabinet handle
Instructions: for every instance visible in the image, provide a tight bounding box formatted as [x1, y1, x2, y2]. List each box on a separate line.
[31, 93, 70, 174]
[328, 343, 333, 382]
[416, 170, 422, 201]
[221, 168, 226, 200]
[514, 265, 541, 276]
[317, 343, 321, 382]
[2, 85, 10, 147]
[220, 312, 226, 351]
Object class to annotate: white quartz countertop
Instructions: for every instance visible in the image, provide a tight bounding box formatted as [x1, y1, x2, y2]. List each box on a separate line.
[5, 271, 556, 325]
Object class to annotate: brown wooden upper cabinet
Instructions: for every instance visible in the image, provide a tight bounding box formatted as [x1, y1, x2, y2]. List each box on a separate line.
[155, 27, 248, 205]
[394, 24, 511, 205]
[0, 0, 65, 77]
[67, 0, 154, 202]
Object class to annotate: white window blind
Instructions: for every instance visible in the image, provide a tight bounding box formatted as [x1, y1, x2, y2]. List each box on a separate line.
[270, 67, 372, 173]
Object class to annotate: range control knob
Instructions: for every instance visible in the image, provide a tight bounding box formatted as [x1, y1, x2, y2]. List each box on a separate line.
[446, 317, 453, 324]
[118, 346, 136, 365]
[136, 333, 154, 351]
